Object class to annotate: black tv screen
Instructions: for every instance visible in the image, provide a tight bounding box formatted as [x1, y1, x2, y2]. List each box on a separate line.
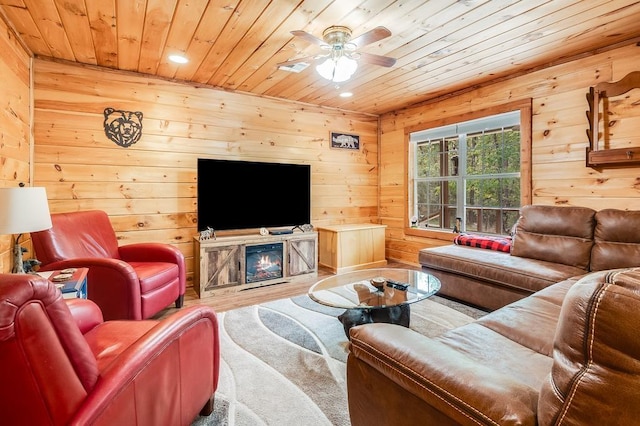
[197, 158, 311, 231]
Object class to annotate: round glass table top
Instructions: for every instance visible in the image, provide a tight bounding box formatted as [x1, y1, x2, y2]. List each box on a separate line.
[308, 268, 441, 310]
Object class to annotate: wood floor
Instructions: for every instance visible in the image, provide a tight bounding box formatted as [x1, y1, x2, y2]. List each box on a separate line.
[155, 260, 420, 318]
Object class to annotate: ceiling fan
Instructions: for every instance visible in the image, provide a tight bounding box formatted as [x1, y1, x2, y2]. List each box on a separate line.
[278, 26, 397, 83]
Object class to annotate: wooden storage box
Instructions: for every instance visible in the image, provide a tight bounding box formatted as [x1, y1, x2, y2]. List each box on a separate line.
[317, 224, 387, 274]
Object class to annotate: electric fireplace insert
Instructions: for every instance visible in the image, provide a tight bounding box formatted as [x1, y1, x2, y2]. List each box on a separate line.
[245, 243, 284, 284]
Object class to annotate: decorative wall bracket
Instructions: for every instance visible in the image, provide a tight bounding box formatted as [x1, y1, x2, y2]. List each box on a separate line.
[586, 71, 640, 167]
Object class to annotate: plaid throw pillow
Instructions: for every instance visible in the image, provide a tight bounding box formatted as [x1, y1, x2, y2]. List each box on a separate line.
[453, 233, 512, 253]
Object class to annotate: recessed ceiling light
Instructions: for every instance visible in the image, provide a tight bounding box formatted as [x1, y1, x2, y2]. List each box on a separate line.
[340, 92, 353, 98]
[168, 54, 189, 64]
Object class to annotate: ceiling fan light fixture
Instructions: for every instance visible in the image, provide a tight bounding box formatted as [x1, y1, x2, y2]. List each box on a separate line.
[284, 25, 395, 81]
[316, 55, 358, 82]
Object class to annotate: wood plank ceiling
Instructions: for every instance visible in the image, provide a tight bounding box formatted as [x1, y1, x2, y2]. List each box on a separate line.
[1, 0, 640, 115]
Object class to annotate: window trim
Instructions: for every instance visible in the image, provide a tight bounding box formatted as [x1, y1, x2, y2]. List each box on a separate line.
[404, 99, 532, 238]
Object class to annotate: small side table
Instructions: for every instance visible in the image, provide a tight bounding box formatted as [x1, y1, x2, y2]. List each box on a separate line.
[38, 268, 89, 299]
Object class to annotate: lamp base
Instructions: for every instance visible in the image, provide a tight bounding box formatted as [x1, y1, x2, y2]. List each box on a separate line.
[12, 243, 25, 274]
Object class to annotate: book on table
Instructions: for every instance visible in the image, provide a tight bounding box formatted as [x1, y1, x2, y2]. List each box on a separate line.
[37, 268, 89, 299]
[57, 276, 86, 298]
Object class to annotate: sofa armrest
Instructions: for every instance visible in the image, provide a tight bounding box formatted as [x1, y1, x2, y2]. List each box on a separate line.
[65, 298, 104, 334]
[42, 258, 142, 320]
[348, 324, 538, 426]
[70, 306, 219, 425]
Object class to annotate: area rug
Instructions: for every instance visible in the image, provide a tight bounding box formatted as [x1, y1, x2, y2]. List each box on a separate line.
[193, 295, 487, 426]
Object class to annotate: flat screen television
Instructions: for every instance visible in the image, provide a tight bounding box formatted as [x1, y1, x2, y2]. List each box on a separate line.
[197, 158, 311, 232]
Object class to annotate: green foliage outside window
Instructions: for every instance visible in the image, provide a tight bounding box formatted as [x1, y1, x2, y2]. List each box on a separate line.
[412, 114, 521, 235]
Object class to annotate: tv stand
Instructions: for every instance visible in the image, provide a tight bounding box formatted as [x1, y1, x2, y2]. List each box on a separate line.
[194, 231, 318, 298]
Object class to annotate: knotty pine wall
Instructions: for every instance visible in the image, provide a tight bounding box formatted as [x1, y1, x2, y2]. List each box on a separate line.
[0, 16, 31, 273]
[4, 27, 639, 278]
[381, 42, 640, 265]
[32, 59, 379, 287]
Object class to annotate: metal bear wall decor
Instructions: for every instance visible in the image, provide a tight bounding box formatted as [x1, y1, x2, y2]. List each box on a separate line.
[103, 107, 144, 148]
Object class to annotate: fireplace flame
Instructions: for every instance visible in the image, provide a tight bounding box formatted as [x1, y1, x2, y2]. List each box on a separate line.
[259, 255, 273, 269]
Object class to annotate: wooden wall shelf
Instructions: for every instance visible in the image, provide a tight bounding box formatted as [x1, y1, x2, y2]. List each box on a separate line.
[586, 71, 640, 168]
[587, 147, 640, 167]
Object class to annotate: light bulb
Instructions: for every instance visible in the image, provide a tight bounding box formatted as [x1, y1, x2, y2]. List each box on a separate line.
[332, 56, 357, 82]
[316, 58, 335, 80]
[315, 55, 358, 82]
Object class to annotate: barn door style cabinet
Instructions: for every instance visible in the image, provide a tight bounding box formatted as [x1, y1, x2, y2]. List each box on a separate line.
[194, 231, 318, 298]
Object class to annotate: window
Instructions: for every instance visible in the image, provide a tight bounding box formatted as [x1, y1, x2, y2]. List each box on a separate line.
[409, 105, 530, 236]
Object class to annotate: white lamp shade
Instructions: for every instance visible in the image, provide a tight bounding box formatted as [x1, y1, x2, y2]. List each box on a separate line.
[0, 187, 53, 235]
[315, 58, 334, 80]
[316, 56, 358, 83]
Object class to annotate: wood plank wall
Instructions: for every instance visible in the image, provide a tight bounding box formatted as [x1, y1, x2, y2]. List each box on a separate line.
[5, 31, 639, 277]
[32, 59, 379, 287]
[380, 42, 640, 266]
[0, 15, 31, 273]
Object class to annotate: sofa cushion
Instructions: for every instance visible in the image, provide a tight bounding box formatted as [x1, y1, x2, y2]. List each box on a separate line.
[419, 245, 586, 294]
[590, 209, 640, 271]
[473, 276, 580, 357]
[435, 322, 554, 391]
[511, 205, 595, 269]
[129, 262, 180, 293]
[33, 210, 121, 262]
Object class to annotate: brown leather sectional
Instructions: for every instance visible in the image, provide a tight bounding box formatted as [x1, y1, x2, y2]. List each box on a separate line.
[419, 205, 640, 311]
[346, 267, 640, 425]
[345, 205, 640, 425]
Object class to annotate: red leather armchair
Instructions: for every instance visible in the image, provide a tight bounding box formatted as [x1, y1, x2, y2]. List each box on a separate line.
[32, 210, 186, 320]
[0, 273, 219, 426]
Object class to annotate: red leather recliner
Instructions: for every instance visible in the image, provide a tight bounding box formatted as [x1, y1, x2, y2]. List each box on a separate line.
[0, 273, 219, 426]
[32, 210, 186, 320]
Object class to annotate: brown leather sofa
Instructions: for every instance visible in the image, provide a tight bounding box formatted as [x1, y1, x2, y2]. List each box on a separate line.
[419, 205, 640, 310]
[346, 267, 640, 425]
[0, 273, 219, 425]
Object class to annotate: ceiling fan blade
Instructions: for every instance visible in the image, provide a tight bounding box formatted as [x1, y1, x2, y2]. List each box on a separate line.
[290, 30, 327, 46]
[357, 52, 396, 67]
[350, 26, 392, 48]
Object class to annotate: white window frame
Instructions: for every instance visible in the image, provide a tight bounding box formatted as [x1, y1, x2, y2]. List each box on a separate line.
[406, 100, 532, 238]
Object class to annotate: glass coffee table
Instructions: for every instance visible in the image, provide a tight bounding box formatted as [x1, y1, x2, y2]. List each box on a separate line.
[308, 268, 441, 337]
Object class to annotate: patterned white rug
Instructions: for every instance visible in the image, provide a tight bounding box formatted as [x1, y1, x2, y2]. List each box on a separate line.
[193, 295, 486, 426]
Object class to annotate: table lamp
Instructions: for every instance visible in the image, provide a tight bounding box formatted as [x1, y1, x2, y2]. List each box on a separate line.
[0, 186, 53, 273]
